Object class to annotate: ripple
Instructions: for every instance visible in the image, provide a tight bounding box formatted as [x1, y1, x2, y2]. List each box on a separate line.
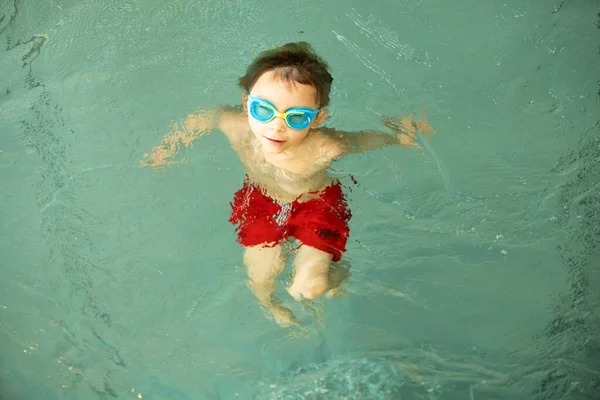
[256, 347, 513, 399]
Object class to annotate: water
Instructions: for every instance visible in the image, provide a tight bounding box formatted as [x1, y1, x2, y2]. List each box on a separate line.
[1, 0, 599, 399]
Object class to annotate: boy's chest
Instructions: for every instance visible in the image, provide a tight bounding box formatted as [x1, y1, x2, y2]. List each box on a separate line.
[261, 152, 327, 176]
[237, 136, 332, 178]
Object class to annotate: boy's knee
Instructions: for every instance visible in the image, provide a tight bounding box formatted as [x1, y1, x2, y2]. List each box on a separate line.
[288, 275, 329, 301]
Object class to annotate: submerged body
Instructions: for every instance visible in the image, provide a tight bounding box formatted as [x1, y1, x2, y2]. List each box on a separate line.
[143, 43, 433, 328]
[231, 119, 336, 203]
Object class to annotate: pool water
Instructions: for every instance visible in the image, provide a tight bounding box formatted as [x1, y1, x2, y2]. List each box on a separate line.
[1, 0, 599, 399]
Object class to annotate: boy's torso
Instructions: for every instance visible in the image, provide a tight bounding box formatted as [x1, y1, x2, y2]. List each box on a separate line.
[231, 127, 337, 203]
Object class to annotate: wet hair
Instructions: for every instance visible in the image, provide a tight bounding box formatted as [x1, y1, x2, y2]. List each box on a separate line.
[238, 42, 334, 107]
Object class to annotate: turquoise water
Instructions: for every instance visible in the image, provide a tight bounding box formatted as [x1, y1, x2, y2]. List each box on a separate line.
[1, 0, 599, 399]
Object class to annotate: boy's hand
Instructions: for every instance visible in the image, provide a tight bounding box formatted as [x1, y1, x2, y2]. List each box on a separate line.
[141, 110, 215, 167]
[140, 120, 186, 167]
[383, 114, 419, 148]
[382, 111, 435, 148]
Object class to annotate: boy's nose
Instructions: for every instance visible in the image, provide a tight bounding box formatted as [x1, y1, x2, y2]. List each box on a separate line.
[267, 116, 287, 132]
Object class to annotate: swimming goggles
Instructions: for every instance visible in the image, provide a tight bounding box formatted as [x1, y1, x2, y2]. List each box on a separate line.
[247, 94, 321, 130]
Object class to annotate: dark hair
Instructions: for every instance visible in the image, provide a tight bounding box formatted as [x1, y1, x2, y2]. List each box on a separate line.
[238, 42, 333, 107]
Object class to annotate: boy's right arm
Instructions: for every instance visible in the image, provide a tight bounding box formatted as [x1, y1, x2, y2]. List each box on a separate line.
[185, 104, 246, 141]
[141, 105, 246, 167]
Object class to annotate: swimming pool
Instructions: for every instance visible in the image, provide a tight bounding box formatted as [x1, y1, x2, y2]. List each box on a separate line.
[1, 0, 599, 398]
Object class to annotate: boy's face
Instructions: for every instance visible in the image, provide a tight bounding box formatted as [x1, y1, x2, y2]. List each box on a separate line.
[244, 70, 327, 155]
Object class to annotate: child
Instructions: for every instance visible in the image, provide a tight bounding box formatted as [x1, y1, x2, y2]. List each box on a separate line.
[143, 42, 433, 327]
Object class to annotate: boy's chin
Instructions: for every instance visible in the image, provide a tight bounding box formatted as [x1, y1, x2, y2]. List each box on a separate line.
[262, 145, 286, 155]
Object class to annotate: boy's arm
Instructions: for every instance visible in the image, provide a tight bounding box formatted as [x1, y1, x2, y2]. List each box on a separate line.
[184, 104, 246, 142]
[141, 105, 246, 167]
[320, 113, 433, 158]
[321, 127, 415, 157]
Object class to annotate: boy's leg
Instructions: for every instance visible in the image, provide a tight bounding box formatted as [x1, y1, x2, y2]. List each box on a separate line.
[326, 261, 352, 298]
[287, 245, 333, 301]
[243, 244, 298, 327]
[244, 244, 286, 303]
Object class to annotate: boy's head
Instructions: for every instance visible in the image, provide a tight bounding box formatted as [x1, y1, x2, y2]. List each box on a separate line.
[238, 42, 333, 108]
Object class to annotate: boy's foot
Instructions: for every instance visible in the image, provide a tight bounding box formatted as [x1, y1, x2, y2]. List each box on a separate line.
[268, 304, 301, 328]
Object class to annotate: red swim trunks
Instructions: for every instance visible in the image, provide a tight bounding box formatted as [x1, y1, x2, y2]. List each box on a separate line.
[229, 179, 351, 262]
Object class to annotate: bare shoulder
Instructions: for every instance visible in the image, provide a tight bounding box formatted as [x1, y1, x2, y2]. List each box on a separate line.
[312, 127, 346, 159]
[218, 105, 249, 143]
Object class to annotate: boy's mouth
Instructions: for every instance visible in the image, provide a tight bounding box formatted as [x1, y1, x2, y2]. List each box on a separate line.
[265, 137, 285, 145]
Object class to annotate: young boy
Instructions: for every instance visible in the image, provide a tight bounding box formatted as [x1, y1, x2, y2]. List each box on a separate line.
[143, 42, 433, 327]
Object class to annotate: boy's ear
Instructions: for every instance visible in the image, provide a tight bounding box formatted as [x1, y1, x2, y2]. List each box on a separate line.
[312, 109, 329, 128]
[241, 92, 248, 113]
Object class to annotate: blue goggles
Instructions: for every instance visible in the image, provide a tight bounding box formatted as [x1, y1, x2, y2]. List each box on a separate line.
[247, 94, 321, 130]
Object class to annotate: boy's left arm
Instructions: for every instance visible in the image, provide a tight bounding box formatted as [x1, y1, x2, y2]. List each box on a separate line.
[320, 113, 431, 157]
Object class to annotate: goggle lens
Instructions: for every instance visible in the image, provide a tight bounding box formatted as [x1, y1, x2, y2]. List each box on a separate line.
[247, 95, 319, 130]
[287, 113, 310, 128]
[250, 102, 274, 121]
